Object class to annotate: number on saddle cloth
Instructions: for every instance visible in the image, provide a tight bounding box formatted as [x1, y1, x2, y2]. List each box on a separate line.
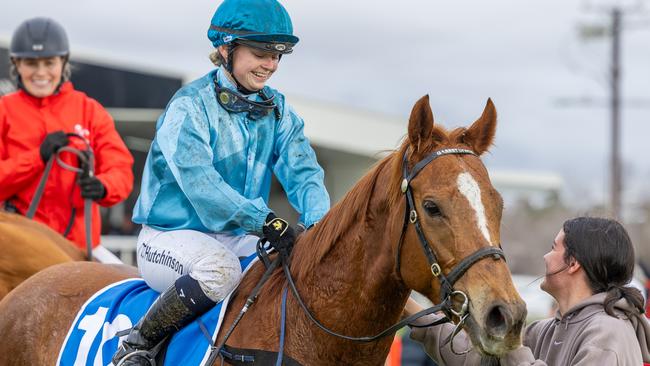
[57, 254, 258, 366]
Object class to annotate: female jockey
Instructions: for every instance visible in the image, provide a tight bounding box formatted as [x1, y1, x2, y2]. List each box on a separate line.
[113, 0, 330, 364]
[0, 17, 134, 263]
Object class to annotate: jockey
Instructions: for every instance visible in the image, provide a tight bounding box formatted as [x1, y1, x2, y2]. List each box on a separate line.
[0, 17, 134, 262]
[112, 0, 330, 364]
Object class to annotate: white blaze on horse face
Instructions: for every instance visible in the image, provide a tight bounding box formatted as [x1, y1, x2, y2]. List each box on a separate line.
[457, 172, 492, 245]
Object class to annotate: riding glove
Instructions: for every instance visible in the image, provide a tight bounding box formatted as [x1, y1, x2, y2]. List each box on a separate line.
[79, 176, 106, 200]
[39, 131, 69, 163]
[262, 213, 296, 257]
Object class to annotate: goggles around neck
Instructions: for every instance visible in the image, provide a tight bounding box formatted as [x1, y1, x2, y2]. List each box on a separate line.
[213, 76, 278, 120]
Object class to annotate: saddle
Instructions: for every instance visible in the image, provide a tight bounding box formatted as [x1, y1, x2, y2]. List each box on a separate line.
[57, 251, 306, 366]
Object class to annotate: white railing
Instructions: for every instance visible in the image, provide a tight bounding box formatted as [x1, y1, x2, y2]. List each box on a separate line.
[101, 235, 137, 265]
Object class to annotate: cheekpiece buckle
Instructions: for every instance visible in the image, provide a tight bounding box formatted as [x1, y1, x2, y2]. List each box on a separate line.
[400, 179, 409, 193]
[409, 210, 418, 223]
[430, 263, 441, 277]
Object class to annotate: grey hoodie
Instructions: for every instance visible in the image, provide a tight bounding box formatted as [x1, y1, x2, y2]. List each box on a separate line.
[410, 293, 650, 366]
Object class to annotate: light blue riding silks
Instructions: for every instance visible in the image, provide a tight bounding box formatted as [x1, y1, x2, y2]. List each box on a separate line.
[133, 67, 329, 235]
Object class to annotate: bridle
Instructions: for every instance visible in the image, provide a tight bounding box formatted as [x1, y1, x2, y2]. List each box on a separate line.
[396, 147, 506, 321]
[211, 147, 508, 363]
[282, 146, 506, 342]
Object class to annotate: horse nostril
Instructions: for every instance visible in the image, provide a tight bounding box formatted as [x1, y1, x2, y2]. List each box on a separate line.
[513, 302, 527, 332]
[485, 304, 509, 340]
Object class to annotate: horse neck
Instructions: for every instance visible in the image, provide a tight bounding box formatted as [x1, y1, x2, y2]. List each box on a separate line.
[290, 158, 409, 333]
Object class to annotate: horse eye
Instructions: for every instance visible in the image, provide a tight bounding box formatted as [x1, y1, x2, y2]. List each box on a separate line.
[423, 200, 441, 217]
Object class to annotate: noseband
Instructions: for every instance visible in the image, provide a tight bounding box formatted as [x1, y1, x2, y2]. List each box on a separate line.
[396, 147, 505, 320]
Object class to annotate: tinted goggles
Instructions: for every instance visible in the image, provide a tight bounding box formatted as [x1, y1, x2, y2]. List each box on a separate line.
[214, 85, 277, 120]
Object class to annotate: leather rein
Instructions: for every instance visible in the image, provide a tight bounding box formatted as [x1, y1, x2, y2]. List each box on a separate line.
[284, 147, 506, 342]
[25, 133, 95, 261]
[211, 147, 507, 363]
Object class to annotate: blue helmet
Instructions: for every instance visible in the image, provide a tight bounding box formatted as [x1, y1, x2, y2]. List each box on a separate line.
[208, 0, 298, 54]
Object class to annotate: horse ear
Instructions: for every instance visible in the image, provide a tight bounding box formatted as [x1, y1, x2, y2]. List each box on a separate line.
[408, 95, 434, 153]
[463, 98, 497, 155]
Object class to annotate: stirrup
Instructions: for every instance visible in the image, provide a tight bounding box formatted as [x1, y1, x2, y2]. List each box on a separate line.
[113, 338, 166, 366]
[114, 349, 156, 366]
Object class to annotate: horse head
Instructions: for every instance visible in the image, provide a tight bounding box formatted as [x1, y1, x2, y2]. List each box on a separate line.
[394, 95, 526, 356]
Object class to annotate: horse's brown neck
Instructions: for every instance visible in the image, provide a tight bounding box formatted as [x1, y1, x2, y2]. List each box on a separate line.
[289, 158, 409, 341]
[224, 156, 412, 364]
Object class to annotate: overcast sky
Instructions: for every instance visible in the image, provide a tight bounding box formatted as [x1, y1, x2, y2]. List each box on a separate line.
[2, 0, 650, 209]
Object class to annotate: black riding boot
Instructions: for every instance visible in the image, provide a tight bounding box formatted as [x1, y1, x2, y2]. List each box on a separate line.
[112, 275, 215, 366]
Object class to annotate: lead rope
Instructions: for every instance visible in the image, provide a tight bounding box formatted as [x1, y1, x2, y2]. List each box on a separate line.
[26, 133, 95, 261]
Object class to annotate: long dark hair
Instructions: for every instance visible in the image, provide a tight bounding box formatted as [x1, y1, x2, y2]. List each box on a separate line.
[562, 217, 644, 317]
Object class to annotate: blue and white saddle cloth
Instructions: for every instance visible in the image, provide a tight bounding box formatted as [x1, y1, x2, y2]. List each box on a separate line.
[56, 254, 257, 366]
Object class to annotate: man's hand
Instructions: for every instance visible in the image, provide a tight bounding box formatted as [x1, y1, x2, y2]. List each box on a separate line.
[262, 213, 296, 257]
[39, 131, 69, 162]
[79, 176, 106, 200]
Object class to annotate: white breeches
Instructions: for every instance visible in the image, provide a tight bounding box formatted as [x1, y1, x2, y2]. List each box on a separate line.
[135, 225, 258, 302]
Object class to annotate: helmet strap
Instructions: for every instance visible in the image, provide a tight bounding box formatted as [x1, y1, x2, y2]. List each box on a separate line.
[224, 44, 236, 75]
[224, 43, 259, 95]
[54, 56, 69, 93]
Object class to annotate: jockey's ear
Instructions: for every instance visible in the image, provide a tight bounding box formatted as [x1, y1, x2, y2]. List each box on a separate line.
[407, 95, 434, 155]
[462, 98, 497, 155]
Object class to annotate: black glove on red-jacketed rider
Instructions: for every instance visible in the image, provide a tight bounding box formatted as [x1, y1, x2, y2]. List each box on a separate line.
[39, 131, 69, 162]
[79, 176, 106, 200]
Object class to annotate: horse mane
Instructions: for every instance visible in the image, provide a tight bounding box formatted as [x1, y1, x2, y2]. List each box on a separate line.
[291, 155, 393, 281]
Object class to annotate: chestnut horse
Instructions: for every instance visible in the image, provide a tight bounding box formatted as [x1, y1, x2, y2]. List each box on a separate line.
[0, 96, 526, 365]
[0, 211, 85, 300]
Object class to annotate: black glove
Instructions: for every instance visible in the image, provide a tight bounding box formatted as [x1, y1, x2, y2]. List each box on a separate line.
[39, 131, 69, 162]
[262, 213, 296, 257]
[79, 176, 106, 200]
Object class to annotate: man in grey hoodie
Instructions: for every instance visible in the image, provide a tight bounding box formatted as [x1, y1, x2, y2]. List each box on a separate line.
[407, 216, 650, 365]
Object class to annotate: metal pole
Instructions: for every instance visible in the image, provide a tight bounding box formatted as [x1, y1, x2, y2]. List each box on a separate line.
[611, 8, 622, 219]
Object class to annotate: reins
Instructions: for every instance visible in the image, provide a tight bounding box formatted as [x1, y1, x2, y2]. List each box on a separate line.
[26, 133, 95, 261]
[279, 148, 505, 344]
[210, 147, 507, 362]
[205, 241, 451, 365]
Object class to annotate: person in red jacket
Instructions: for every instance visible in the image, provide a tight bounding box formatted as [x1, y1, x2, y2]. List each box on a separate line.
[0, 17, 134, 263]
